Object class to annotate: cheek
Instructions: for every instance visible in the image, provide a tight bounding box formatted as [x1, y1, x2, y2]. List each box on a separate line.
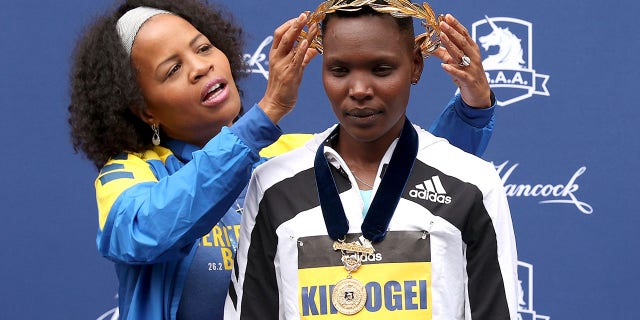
[380, 83, 411, 116]
[226, 81, 242, 104]
[322, 78, 345, 103]
[149, 93, 182, 115]
[378, 79, 406, 98]
[145, 87, 194, 121]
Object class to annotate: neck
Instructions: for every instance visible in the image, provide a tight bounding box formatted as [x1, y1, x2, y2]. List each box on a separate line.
[334, 121, 404, 168]
[335, 127, 402, 190]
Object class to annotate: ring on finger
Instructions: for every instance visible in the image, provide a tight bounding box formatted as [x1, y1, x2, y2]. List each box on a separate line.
[458, 55, 471, 67]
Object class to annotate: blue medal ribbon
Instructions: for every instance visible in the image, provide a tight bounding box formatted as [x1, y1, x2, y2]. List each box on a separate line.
[314, 119, 418, 243]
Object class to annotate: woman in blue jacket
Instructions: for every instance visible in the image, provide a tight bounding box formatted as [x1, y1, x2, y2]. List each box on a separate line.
[67, 0, 495, 319]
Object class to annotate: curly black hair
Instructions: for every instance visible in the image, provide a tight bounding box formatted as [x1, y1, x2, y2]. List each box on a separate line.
[68, 0, 246, 169]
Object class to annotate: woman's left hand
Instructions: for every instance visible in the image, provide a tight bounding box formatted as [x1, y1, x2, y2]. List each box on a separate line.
[433, 13, 492, 108]
[259, 13, 319, 124]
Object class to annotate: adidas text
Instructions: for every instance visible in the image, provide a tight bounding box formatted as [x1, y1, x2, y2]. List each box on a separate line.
[409, 190, 452, 204]
[348, 252, 383, 262]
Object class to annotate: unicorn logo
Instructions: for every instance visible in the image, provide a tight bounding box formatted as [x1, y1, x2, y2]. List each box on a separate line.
[472, 16, 550, 106]
[479, 15, 526, 70]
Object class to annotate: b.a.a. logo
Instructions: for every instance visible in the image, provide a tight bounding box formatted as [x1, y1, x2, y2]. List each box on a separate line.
[472, 16, 550, 106]
[517, 261, 550, 320]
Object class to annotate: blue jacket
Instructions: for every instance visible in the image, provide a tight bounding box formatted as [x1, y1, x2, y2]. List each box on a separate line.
[95, 96, 495, 319]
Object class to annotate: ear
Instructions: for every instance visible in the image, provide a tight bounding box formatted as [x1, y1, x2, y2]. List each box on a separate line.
[130, 104, 157, 127]
[411, 46, 424, 84]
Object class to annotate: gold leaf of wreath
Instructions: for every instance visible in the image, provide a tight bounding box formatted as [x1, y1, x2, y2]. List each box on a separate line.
[298, 0, 443, 58]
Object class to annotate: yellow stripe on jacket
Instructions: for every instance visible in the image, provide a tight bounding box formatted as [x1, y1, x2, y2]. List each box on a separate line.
[260, 133, 313, 158]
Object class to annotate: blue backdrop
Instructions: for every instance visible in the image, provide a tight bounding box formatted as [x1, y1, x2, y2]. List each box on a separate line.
[1, 0, 638, 319]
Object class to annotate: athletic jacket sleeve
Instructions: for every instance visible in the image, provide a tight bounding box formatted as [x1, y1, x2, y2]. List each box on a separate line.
[463, 162, 519, 319]
[96, 105, 281, 264]
[429, 93, 495, 157]
[224, 164, 279, 320]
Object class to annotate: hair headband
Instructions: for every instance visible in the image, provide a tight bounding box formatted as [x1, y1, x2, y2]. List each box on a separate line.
[299, 0, 443, 58]
[116, 6, 174, 55]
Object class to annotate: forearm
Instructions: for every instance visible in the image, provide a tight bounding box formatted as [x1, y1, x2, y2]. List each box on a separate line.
[429, 93, 496, 156]
[97, 106, 282, 264]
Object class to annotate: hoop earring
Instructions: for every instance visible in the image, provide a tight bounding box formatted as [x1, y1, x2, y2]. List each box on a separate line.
[151, 123, 160, 146]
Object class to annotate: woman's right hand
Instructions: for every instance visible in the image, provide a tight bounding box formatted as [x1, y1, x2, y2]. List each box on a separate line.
[258, 13, 319, 124]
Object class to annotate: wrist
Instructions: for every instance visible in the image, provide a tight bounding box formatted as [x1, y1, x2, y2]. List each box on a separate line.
[258, 98, 291, 125]
[463, 90, 495, 109]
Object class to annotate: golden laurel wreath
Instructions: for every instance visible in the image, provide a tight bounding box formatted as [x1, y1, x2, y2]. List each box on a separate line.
[298, 0, 444, 58]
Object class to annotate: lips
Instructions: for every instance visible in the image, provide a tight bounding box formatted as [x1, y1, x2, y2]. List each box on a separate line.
[346, 108, 380, 118]
[201, 78, 229, 106]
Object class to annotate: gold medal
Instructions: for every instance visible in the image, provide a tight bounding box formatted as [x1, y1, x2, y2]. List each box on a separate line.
[332, 277, 367, 315]
[331, 236, 375, 315]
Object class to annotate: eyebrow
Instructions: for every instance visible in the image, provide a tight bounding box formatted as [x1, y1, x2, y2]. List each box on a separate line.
[155, 34, 206, 78]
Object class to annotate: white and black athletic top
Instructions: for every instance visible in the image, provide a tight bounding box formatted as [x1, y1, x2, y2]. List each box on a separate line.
[225, 123, 518, 320]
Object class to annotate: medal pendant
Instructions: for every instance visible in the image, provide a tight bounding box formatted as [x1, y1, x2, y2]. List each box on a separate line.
[341, 254, 361, 272]
[332, 277, 367, 315]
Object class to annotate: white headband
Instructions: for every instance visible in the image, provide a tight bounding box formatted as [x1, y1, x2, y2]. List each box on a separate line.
[116, 6, 174, 55]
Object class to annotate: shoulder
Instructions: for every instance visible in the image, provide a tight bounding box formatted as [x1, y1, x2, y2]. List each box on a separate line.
[253, 140, 314, 188]
[253, 127, 335, 189]
[95, 146, 178, 191]
[413, 124, 500, 191]
[95, 147, 168, 229]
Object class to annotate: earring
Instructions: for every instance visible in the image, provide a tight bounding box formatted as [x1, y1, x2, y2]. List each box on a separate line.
[151, 123, 160, 146]
[411, 79, 418, 85]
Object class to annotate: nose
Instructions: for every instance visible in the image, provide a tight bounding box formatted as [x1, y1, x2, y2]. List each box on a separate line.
[189, 55, 212, 83]
[348, 74, 373, 101]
